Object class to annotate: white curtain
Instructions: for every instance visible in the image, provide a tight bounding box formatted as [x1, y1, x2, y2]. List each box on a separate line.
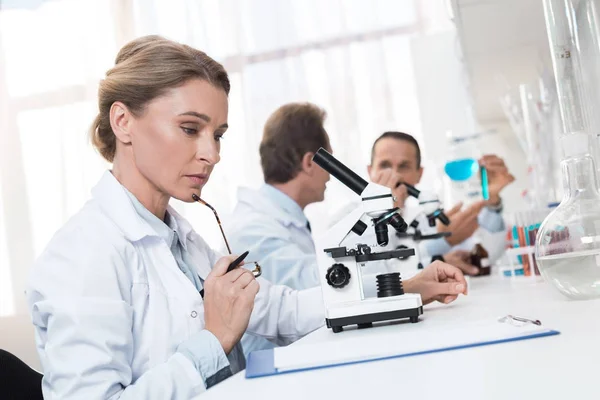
[0, 0, 443, 316]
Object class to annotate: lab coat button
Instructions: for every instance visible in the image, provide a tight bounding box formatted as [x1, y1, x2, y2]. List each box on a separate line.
[190, 311, 198, 318]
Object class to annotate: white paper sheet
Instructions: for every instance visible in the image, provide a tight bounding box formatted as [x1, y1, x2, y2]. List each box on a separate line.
[274, 320, 553, 372]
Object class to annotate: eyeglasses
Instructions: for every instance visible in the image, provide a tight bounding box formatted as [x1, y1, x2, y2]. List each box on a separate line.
[192, 193, 262, 278]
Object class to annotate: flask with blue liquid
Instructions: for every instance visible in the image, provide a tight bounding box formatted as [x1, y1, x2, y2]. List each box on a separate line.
[443, 130, 489, 205]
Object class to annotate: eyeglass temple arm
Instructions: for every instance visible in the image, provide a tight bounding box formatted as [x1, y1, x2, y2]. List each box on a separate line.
[192, 194, 232, 254]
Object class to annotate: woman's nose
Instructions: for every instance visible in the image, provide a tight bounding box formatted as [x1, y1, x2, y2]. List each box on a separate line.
[196, 136, 220, 165]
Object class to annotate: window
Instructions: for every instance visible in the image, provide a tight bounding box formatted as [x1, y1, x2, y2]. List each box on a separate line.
[0, 0, 433, 312]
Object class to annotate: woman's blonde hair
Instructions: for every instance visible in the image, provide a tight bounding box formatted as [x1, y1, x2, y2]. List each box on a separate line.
[91, 35, 230, 162]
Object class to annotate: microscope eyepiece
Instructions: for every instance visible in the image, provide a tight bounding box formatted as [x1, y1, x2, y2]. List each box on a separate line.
[401, 182, 421, 198]
[312, 148, 368, 196]
[437, 212, 450, 226]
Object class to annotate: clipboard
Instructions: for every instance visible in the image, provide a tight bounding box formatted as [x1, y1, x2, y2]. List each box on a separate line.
[246, 319, 560, 379]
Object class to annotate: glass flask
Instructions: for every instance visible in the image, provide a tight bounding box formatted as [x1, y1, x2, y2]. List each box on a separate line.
[442, 130, 487, 205]
[536, 156, 600, 299]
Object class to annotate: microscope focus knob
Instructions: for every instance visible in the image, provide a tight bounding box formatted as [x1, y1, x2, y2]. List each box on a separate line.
[326, 264, 351, 289]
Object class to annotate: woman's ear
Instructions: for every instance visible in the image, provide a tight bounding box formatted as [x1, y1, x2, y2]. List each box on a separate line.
[109, 101, 134, 144]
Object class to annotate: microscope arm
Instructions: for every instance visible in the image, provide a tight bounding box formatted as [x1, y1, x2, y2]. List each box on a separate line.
[319, 206, 366, 249]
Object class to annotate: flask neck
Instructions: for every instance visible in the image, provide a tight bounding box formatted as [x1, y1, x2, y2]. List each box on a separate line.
[562, 156, 600, 200]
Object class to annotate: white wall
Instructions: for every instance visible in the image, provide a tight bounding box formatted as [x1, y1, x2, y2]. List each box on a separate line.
[410, 30, 472, 172]
[410, 30, 529, 214]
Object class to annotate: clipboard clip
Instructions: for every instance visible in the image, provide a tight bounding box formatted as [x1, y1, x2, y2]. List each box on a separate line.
[498, 315, 542, 326]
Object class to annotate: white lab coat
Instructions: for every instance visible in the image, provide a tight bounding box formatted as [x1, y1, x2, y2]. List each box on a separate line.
[26, 171, 324, 399]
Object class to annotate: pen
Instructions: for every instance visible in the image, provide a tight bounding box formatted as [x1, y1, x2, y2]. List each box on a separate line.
[199, 250, 256, 299]
[498, 314, 542, 326]
[507, 315, 542, 325]
[227, 250, 250, 273]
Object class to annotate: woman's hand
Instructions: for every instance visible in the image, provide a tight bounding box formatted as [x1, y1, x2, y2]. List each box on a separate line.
[203, 255, 260, 354]
[404, 261, 468, 305]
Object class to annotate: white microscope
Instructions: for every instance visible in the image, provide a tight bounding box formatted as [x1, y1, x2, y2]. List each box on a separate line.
[396, 183, 452, 269]
[312, 148, 423, 333]
[402, 183, 450, 228]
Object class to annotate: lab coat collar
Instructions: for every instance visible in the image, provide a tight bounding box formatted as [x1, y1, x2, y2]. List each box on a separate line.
[167, 206, 194, 251]
[236, 184, 308, 229]
[91, 171, 194, 245]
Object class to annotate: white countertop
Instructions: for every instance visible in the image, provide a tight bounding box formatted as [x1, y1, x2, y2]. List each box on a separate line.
[203, 275, 600, 400]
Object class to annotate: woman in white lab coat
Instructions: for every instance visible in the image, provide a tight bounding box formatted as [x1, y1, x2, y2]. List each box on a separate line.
[26, 35, 468, 399]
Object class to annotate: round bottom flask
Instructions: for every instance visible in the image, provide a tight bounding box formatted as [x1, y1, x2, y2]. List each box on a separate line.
[536, 156, 600, 300]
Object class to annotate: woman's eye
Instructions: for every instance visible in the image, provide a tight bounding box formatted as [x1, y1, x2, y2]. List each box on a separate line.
[215, 134, 224, 142]
[182, 127, 197, 135]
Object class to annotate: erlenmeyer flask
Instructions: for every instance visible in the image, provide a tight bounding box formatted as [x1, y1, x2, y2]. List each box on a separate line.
[536, 155, 600, 299]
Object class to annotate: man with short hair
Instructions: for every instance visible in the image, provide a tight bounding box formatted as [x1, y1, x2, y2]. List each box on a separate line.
[368, 131, 515, 274]
[226, 104, 469, 356]
[228, 103, 331, 292]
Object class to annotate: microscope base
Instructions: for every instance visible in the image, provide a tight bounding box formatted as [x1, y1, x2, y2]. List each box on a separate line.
[325, 296, 423, 333]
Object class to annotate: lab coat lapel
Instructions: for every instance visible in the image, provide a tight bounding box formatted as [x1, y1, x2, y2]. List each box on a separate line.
[168, 206, 214, 280]
[186, 235, 214, 281]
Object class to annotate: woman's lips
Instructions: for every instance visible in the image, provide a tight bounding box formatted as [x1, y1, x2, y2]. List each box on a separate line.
[186, 175, 208, 186]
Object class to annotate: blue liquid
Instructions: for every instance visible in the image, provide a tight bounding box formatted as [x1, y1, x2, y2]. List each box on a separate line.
[504, 268, 525, 277]
[444, 159, 479, 181]
[480, 166, 489, 200]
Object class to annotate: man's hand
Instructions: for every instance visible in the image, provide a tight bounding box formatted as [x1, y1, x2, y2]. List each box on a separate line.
[437, 201, 485, 246]
[443, 250, 479, 276]
[404, 261, 468, 305]
[479, 155, 515, 206]
[204, 255, 260, 354]
[370, 169, 409, 208]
